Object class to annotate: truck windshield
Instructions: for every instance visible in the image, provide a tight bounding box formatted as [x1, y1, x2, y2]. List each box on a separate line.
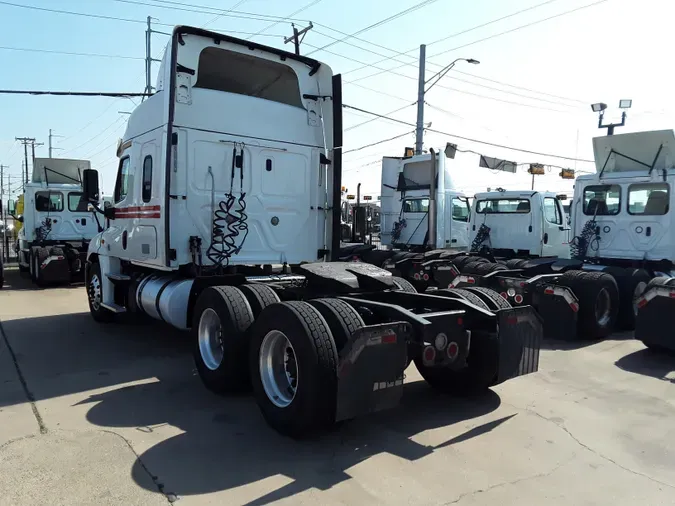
[195, 47, 303, 108]
[68, 192, 89, 212]
[476, 198, 530, 213]
[583, 185, 620, 216]
[35, 191, 63, 212]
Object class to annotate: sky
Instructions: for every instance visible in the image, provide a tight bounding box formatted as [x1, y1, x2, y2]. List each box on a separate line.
[1, 0, 673, 203]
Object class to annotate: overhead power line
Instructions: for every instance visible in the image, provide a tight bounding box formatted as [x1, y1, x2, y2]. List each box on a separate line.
[0, 1, 149, 24]
[246, 0, 323, 40]
[306, 0, 441, 56]
[0, 45, 144, 60]
[342, 130, 415, 154]
[344, 103, 415, 133]
[129, 0, 311, 22]
[0, 90, 151, 97]
[342, 103, 594, 162]
[339, 0, 561, 76]
[347, 0, 610, 88]
[201, 0, 247, 29]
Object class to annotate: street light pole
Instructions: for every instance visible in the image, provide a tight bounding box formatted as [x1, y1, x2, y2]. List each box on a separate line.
[414, 48, 480, 155]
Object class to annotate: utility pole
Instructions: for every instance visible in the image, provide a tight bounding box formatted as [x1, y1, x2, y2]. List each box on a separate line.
[0, 164, 4, 262]
[414, 45, 426, 155]
[414, 46, 480, 154]
[284, 22, 313, 55]
[15, 137, 34, 185]
[48, 129, 64, 158]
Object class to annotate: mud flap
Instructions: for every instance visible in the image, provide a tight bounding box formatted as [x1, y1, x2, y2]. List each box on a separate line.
[531, 286, 579, 340]
[495, 306, 543, 384]
[335, 322, 412, 422]
[635, 287, 675, 350]
[40, 257, 72, 283]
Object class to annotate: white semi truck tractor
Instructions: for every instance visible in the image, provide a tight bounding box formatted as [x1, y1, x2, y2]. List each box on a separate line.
[80, 25, 542, 437]
[11, 158, 101, 286]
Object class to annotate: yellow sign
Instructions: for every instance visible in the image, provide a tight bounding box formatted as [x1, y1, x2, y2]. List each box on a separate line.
[346, 194, 356, 200]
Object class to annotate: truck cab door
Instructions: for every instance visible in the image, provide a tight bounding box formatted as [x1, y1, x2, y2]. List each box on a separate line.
[449, 195, 470, 248]
[103, 154, 134, 260]
[541, 196, 569, 258]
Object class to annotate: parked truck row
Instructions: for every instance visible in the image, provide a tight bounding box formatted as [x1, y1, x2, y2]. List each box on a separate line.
[344, 129, 675, 351]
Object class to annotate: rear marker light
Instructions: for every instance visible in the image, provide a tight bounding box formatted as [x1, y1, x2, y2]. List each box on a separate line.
[669, 291, 675, 299]
[434, 333, 448, 351]
[544, 287, 555, 295]
[506, 316, 518, 325]
[457, 317, 463, 326]
[467, 277, 476, 284]
[423, 346, 436, 365]
[381, 333, 397, 344]
[423, 273, 429, 281]
[570, 302, 579, 312]
[520, 282, 526, 288]
[637, 298, 647, 308]
[447, 342, 459, 360]
[500, 292, 508, 300]
[414, 273, 421, 280]
[514, 294, 524, 304]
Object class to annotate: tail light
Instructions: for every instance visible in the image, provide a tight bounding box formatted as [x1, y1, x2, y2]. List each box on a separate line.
[514, 294, 524, 304]
[422, 346, 436, 366]
[446, 342, 459, 361]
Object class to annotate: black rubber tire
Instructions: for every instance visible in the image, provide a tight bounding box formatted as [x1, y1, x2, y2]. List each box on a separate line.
[308, 298, 364, 352]
[451, 255, 476, 269]
[239, 284, 280, 319]
[192, 286, 254, 394]
[464, 286, 512, 310]
[486, 263, 508, 273]
[415, 330, 498, 395]
[436, 288, 492, 311]
[559, 270, 619, 339]
[86, 261, 115, 323]
[249, 301, 339, 438]
[461, 259, 491, 274]
[391, 276, 417, 293]
[505, 258, 526, 269]
[602, 267, 651, 330]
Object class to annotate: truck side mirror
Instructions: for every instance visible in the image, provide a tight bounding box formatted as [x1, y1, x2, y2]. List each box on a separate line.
[82, 169, 100, 202]
[7, 199, 15, 215]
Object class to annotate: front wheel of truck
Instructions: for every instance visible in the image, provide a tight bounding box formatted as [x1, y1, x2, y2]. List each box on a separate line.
[86, 261, 114, 323]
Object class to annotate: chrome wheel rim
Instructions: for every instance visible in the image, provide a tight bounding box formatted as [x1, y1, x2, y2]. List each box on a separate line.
[595, 288, 611, 326]
[198, 308, 223, 371]
[88, 273, 102, 311]
[632, 281, 647, 316]
[259, 330, 298, 408]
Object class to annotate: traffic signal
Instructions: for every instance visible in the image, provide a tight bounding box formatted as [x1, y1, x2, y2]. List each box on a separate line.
[559, 168, 575, 179]
[528, 163, 545, 175]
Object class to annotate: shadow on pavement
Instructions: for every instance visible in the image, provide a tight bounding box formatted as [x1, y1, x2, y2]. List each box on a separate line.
[1, 267, 84, 292]
[0, 309, 190, 408]
[615, 347, 675, 383]
[541, 330, 634, 351]
[77, 376, 502, 504]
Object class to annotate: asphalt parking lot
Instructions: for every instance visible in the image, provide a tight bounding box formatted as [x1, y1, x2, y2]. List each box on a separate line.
[1, 267, 675, 505]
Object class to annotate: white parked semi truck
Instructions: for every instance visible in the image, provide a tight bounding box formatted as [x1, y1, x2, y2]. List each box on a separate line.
[448, 129, 675, 340]
[80, 25, 542, 437]
[11, 157, 101, 286]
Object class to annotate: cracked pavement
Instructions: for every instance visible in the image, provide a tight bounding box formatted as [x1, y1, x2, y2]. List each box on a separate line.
[1, 267, 675, 505]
